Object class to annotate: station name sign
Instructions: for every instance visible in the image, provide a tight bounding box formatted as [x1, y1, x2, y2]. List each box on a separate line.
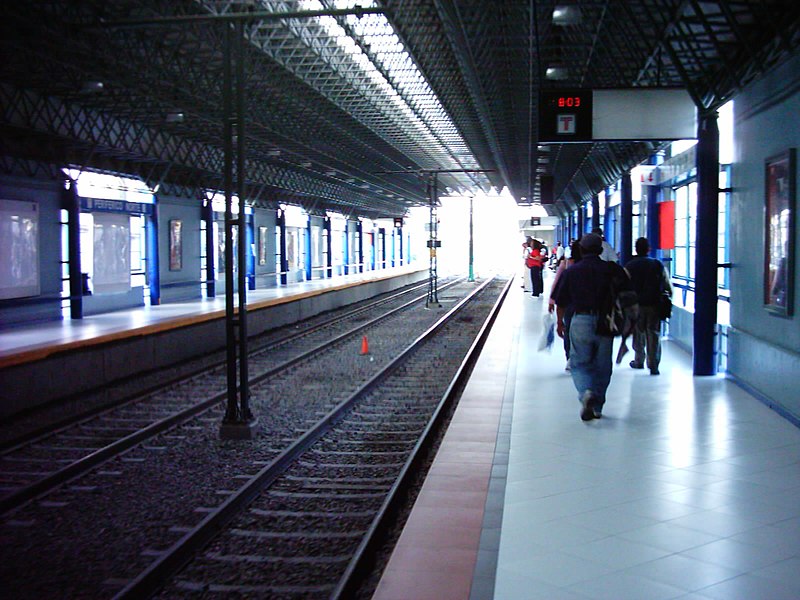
[539, 88, 696, 143]
[81, 197, 154, 215]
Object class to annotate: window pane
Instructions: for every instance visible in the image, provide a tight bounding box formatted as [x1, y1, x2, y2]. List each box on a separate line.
[676, 186, 688, 215]
[675, 218, 688, 246]
[675, 247, 688, 277]
[689, 247, 696, 280]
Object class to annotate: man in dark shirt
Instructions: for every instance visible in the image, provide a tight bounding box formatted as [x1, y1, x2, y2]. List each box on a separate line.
[554, 233, 633, 421]
[624, 237, 672, 375]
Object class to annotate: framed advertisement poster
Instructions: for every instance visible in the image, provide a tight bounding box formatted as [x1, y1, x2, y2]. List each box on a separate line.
[258, 226, 268, 265]
[169, 219, 182, 271]
[764, 149, 795, 316]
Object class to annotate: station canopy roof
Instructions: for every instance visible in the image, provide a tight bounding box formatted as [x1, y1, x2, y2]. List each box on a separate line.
[1, 1, 798, 219]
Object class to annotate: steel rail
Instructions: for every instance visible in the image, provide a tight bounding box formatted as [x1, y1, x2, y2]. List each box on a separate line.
[0, 279, 432, 453]
[0, 279, 459, 516]
[331, 276, 512, 598]
[114, 276, 499, 599]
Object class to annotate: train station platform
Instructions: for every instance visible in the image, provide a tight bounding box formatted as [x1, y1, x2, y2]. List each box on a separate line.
[373, 273, 800, 600]
[0, 265, 426, 420]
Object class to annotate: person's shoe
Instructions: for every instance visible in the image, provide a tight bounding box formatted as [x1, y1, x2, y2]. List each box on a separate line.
[616, 340, 629, 364]
[629, 361, 644, 369]
[580, 390, 597, 421]
[650, 368, 660, 375]
[592, 408, 603, 418]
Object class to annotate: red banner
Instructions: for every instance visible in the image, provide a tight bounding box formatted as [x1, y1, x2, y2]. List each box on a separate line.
[658, 201, 675, 250]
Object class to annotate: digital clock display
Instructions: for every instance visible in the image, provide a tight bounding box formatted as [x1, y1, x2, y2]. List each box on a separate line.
[538, 89, 593, 142]
[558, 96, 582, 108]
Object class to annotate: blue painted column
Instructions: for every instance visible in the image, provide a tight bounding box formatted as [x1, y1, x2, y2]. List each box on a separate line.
[278, 209, 287, 285]
[576, 205, 584, 238]
[694, 111, 720, 375]
[620, 172, 633, 265]
[646, 156, 660, 257]
[146, 201, 160, 305]
[591, 194, 600, 231]
[603, 186, 611, 235]
[246, 215, 255, 290]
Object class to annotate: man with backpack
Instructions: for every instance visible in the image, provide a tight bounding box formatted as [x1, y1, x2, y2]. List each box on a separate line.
[553, 233, 634, 421]
[624, 237, 673, 375]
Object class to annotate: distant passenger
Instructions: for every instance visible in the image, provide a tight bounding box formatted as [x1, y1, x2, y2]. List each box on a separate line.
[624, 237, 672, 375]
[553, 233, 633, 421]
[526, 239, 546, 297]
[549, 240, 582, 369]
[521, 239, 532, 291]
[592, 227, 619, 262]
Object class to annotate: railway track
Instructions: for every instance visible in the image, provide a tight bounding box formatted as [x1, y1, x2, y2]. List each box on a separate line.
[0, 277, 508, 600]
[129, 276, 511, 599]
[0, 278, 458, 514]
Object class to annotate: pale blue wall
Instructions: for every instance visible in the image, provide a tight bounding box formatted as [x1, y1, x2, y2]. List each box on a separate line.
[158, 196, 203, 303]
[728, 49, 800, 423]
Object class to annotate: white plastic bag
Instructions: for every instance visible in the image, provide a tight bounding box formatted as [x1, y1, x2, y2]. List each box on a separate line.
[538, 311, 556, 351]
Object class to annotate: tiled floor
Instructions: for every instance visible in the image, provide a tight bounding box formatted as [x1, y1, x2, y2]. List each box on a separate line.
[374, 275, 800, 600]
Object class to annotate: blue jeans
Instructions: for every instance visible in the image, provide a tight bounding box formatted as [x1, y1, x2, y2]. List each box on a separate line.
[568, 314, 614, 408]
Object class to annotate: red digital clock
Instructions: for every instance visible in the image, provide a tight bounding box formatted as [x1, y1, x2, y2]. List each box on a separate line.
[558, 96, 581, 108]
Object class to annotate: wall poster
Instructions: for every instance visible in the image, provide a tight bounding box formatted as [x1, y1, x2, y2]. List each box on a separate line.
[258, 226, 268, 266]
[93, 212, 130, 294]
[764, 148, 795, 316]
[169, 219, 182, 271]
[0, 199, 40, 299]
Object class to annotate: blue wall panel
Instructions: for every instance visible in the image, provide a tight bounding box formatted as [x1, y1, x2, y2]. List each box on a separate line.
[728, 49, 800, 421]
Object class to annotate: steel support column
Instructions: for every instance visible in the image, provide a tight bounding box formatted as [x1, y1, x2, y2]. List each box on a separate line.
[325, 216, 332, 278]
[220, 21, 256, 439]
[357, 220, 363, 273]
[468, 195, 475, 282]
[203, 198, 216, 298]
[620, 172, 633, 265]
[426, 173, 441, 307]
[693, 111, 720, 375]
[64, 179, 83, 320]
[591, 194, 600, 231]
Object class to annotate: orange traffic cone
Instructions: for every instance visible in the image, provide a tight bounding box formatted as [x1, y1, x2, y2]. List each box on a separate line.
[360, 335, 369, 355]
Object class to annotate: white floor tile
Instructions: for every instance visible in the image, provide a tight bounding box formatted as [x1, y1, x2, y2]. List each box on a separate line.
[492, 283, 800, 599]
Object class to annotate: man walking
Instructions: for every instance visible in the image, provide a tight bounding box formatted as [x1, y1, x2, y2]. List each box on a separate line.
[624, 237, 672, 375]
[554, 233, 633, 421]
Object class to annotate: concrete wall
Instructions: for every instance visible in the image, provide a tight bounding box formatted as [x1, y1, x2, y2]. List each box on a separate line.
[727, 49, 800, 423]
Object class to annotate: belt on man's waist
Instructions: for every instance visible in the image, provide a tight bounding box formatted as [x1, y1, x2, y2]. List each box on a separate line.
[574, 310, 598, 315]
